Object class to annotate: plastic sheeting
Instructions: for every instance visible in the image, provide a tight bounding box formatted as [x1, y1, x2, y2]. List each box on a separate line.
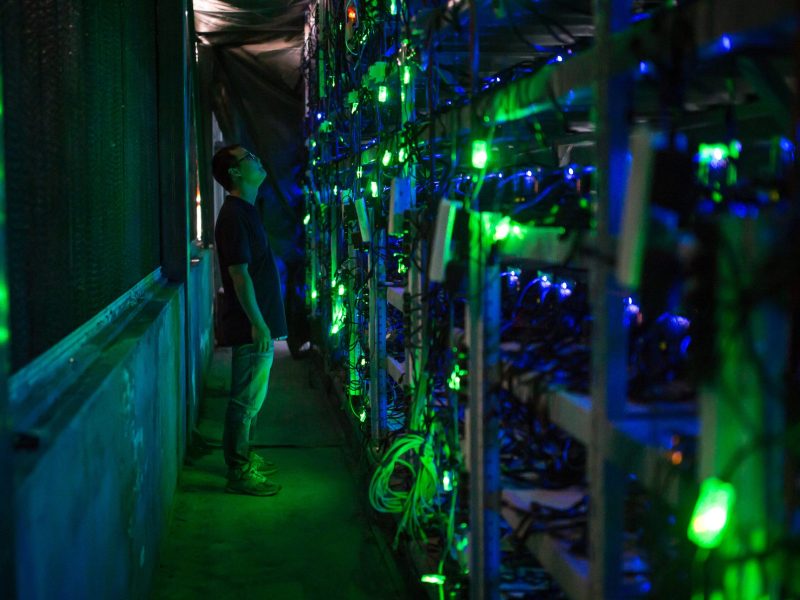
[194, 0, 311, 353]
[194, 0, 307, 263]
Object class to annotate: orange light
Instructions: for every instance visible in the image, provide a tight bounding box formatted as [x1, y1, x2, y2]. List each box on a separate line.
[347, 6, 357, 23]
[671, 451, 683, 465]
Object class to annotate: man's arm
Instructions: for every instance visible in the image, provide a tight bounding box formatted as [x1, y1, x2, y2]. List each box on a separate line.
[228, 263, 271, 352]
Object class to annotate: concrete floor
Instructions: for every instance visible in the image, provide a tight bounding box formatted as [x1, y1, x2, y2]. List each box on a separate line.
[151, 342, 413, 600]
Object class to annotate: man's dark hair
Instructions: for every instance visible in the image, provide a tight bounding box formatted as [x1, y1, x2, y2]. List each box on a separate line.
[212, 144, 242, 192]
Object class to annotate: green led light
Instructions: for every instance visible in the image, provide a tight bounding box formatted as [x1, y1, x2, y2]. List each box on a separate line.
[398, 147, 407, 163]
[447, 365, 466, 391]
[698, 140, 741, 188]
[403, 66, 411, 85]
[471, 139, 488, 169]
[330, 303, 346, 335]
[378, 85, 388, 103]
[699, 141, 740, 165]
[442, 471, 453, 492]
[311, 290, 318, 300]
[421, 574, 446, 585]
[303, 214, 311, 225]
[357, 166, 363, 178]
[688, 477, 735, 549]
[494, 218, 510, 241]
[360, 357, 367, 366]
[390, 0, 397, 15]
[351, 101, 359, 114]
[338, 284, 346, 296]
[359, 409, 367, 422]
[382, 149, 392, 166]
[370, 181, 379, 197]
[333, 185, 339, 195]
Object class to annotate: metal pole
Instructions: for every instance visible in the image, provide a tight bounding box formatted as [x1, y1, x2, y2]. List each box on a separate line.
[590, 0, 631, 597]
[369, 224, 387, 440]
[468, 213, 501, 600]
[348, 229, 360, 403]
[467, 0, 499, 595]
[157, 0, 192, 458]
[699, 214, 787, 598]
[0, 39, 17, 599]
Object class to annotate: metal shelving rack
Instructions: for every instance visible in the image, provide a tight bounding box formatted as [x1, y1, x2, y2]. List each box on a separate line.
[305, 0, 797, 596]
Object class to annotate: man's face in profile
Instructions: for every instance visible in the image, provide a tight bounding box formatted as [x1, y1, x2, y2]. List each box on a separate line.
[232, 148, 266, 187]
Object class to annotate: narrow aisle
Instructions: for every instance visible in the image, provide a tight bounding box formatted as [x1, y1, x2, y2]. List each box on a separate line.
[151, 342, 411, 600]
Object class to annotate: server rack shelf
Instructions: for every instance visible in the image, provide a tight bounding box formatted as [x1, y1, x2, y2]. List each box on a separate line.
[304, 0, 798, 596]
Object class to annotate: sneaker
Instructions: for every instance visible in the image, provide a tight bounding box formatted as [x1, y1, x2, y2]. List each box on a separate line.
[249, 451, 278, 475]
[226, 468, 281, 497]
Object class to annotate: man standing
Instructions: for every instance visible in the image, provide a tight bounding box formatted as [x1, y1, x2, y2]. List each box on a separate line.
[212, 144, 288, 496]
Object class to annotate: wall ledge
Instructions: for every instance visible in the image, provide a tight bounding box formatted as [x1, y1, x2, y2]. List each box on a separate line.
[10, 269, 182, 456]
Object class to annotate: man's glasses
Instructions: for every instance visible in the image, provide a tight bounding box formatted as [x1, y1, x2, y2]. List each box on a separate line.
[235, 150, 259, 165]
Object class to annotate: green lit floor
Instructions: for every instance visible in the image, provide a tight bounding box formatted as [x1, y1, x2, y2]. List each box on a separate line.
[150, 342, 412, 600]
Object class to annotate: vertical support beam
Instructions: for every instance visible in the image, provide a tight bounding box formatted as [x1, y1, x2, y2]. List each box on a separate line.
[0, 44, 16, 599]
[157, 0, 191, 284]
[195, 43, 217, 247]
[468, 213, 501, 600]
[347, 229, 360, 401]
[319, 196, 332, 342]
[406, 166, 423, 385]
[467, 3, 498, 594]
[308, 191, 319, 317]
[157, 0, 191, 458]
[699, 215, 787, 598]
[591, 1, 631, 597]
[369, 225, 387, 440]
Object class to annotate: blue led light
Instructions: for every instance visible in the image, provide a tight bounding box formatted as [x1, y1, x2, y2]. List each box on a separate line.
[722, 35, 732, 51]
[731, 203, 748, 219]
[671, 315, 690, 329]
[556, 55, 563, 62]
[316, 112, 323, 120]
[526, 170, 532, 177]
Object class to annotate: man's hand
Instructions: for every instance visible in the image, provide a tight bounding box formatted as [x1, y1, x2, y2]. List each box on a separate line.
[251, 323, 272, 353]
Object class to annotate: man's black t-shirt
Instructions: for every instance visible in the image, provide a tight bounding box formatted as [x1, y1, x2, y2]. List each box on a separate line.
[214, 195, 288, 346]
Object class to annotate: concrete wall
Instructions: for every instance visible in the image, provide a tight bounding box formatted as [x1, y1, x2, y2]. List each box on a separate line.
[13, 255, 213, 599]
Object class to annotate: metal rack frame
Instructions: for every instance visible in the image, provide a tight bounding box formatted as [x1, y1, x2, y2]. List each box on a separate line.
[305, 0, 797, 596]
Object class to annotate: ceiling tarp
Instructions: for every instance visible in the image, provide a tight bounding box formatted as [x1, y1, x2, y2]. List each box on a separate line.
[194, 0, 308, 262]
